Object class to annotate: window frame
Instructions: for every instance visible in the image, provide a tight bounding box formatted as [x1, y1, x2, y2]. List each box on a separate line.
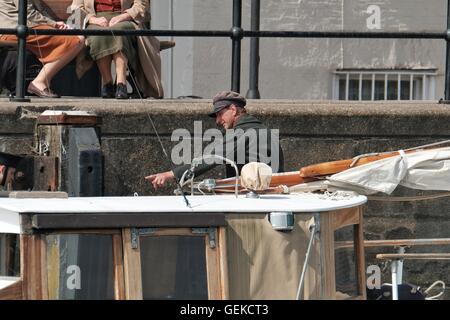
[333, 69, 437, 101]
[122, 227, 228, 300]
[18, 230, 125, 300]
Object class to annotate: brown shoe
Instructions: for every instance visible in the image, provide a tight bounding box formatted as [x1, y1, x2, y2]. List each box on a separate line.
[27, 82, 60, 98]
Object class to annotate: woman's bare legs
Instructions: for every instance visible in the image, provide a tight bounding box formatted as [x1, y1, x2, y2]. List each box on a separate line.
[96, 55, 114, 85]
[113, 51, 128, 85]
[31, 38, 84, 91]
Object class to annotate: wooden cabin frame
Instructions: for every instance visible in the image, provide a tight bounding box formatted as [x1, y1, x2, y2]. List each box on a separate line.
[0, 208, 228, 300]
[0, 193, 367, 300]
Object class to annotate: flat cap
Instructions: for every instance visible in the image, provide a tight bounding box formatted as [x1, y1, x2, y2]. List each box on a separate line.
[208, 91, 246, 117]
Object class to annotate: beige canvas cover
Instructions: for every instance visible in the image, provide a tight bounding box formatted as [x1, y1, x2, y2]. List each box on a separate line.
[240, 162, 273, 191]
[225, 213, 320, 299]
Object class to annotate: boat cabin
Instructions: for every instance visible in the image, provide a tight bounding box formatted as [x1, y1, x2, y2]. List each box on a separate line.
[0, 191, 367, 300]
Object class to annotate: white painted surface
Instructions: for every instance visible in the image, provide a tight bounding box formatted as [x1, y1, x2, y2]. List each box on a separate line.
[0, 210, 20, 234]
[0, 277, 20, 290]
[0, 194, 366, 215]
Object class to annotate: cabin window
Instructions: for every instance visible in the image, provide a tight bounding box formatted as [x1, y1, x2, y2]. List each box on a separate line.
[139, 235, 208, 300]
[334, 225, 358, 298]
[46, 234, 115, 299]
[333, 70, 436, 101]
[0, 233, 20, 277]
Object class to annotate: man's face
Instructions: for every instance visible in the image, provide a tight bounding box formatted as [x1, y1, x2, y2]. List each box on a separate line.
[215, 105, 236, 129]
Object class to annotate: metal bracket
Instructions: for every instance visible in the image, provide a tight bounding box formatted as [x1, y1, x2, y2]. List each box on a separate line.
[192, 227, 217, 249]
[130, 227, 217, 249]
[130, 227, 157, 249]
[313, 213, 321, 240]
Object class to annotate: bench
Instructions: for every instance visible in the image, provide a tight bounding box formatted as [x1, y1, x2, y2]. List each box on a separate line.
[34, 0, 175, 51]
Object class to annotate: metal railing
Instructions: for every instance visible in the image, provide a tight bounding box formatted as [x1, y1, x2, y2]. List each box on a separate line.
[1, 0, 450, 102]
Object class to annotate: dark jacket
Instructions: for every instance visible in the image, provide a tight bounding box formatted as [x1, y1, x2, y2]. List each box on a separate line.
[172, 114, 284, 180]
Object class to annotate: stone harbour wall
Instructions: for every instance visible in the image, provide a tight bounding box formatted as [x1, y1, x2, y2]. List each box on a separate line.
[1, 98, 450, 296]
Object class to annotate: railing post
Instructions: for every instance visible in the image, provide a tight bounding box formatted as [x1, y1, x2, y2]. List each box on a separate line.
[231, 0, 243, 93]
[10, 0, 30, 102]
[246, 0, 261, 99]
[444, 0, 450, 102]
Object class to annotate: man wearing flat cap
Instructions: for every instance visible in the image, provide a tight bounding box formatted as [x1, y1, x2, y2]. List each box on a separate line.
[146, 91, 284, 189]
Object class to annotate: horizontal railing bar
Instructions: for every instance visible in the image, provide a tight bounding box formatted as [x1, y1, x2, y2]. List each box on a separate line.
[244, 30, 447, 39]
[335, 238, 450, 250]
[334, 71, 438, 75]
[0, 28, 447, 39]
[0, 29, 232, 37]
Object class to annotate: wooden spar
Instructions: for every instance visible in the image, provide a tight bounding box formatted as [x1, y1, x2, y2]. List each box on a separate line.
[299, 146, 449, 178]
[269, 171, 317, 186]
[215, 171, 319, 190]
[299, 153, 404, 177]
[213, 146, 449, 193]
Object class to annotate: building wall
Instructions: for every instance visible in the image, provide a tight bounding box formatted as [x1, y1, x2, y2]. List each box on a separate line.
[152, 0, 446, 100]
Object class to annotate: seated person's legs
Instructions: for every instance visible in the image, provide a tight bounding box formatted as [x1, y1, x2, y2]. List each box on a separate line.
[25, 25, 84, 98]
[0, 48, 41, 95]
[86, 12, 137, 99]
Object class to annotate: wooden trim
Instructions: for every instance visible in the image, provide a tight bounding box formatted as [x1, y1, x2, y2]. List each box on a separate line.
[345, 295, 365, 300]
[0, 279, 23, 299]
[149, 228, 195, 237]
[122, 228, 143, 300]
[4, 235, 12, 274]
[20, 234, 45, 299]
[332, 207, 360, 231]
[335, 238, 450, 250]
[39, 236, 49, 300]
[205, 233, 221, 300]
[32, 213, 226, 230]
[37, 115, 101, 126]
[46, 234, 60, 300]
[354, 207, 366, 299]
[119, 228, 228, 300]
[320, 213, 336, 299]
[42, 229, 121, 235]
[112, 234, 125, 300]
[376, 253, 450, 260]
[218, 227, 229, 300]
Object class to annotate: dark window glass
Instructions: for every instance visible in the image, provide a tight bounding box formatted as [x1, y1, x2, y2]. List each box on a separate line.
[374, 79, 385, 100]
[334, 226, 358, 298]
[413, 77, 423, 100]
[338, 79, 346, 100]
[387, 80, 398, 100]
[348, 79, 359, 100]
[361, 79, 372, 100]
[46, 234, 115, 300]
[0, 234, 20, 277]
[140, 236, 208, 300]
[400, 77, 411, 100]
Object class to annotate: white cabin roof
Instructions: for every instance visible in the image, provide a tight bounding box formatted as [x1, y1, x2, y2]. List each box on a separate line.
[0, 193, 367, 234]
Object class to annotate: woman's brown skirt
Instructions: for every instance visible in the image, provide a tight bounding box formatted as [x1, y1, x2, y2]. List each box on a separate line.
[0, 25, 80, 64]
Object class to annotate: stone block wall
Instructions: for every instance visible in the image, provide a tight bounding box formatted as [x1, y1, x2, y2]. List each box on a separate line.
[1, 99, 449, 297]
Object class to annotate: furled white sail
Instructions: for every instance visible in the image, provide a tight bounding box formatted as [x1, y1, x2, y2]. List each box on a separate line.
[327, 148, 450, 195]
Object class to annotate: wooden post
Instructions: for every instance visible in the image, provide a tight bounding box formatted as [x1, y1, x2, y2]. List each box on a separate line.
[20, 234, 46, 299]
[122, 228, 143, 300]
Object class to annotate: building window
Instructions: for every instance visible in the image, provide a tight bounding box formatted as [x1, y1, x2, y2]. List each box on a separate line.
[333, 69, 437, 101]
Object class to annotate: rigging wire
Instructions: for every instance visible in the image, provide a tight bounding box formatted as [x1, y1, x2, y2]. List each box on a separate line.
[108, 27, 191, 207]
[32, 24, 190, 205]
